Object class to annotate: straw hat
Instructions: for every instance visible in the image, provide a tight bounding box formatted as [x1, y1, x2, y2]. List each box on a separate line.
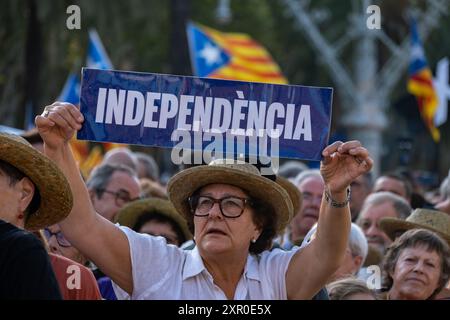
[0, 132, 73, 230]
[363, 246, 383, 267]
[167, 159, 294, 234]
[380, 208, 450, 246]
[115, 198, 192, 241]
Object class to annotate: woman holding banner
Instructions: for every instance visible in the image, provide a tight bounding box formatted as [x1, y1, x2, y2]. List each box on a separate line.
[36, 102, 373, 300]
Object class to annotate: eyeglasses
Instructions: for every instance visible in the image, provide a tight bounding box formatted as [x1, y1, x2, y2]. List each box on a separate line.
[99, 189, 140, 206]
[43, 228, 72, 247]
[189, 195, 252, 218]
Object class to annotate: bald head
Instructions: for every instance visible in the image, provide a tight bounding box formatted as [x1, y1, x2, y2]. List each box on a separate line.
[102, 148, 138, 172]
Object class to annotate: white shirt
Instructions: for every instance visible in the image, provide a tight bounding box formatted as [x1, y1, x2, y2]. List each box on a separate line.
[112, 226, 299, 300]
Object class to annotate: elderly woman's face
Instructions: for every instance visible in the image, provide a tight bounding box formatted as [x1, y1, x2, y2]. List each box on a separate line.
[193, 184, 261, 256]
[390, 245, 441, 300]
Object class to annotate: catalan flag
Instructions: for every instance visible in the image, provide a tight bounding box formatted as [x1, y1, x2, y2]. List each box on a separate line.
[103, 142, 127, 152]
[58, 29, 114, 105]
[79, 145, 103, 179]
[70, 137, 89, 162]
[407, 18, 440, 142]
[58, 73, 81, 105]
[59, 29, 130, 177]
[187, 22, 287, 84]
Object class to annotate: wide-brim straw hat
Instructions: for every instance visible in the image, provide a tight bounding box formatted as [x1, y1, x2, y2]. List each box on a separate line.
[363, 246, 384, 267]
[167, 159, 294, 234]
[0, 132, 73, 230]
[115, 198, 192, 241]
[380, 208, 450, 246]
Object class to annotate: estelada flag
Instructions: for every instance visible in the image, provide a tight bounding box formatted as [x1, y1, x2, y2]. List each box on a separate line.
[187, 22, 287, 84]
[407, 18, 440, 142]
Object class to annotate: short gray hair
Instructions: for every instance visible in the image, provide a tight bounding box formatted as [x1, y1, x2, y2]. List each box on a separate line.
[293, 169, 323, 187]
[348, 223, 368, 264]
[440, 171, 450, 200]
[102, 148, 138, 171]
[86, 163, 137, 197]
[359, 192, 411, 220]
[302, 223, 368, 266]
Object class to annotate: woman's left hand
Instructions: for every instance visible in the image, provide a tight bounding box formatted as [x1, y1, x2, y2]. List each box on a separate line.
[320, 140, 373, 193]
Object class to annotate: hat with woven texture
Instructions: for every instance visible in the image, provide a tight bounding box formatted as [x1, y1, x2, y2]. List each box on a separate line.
[0, 132, 73, 230]
[380, 208, 450, 246]
[115, 198, 192, 241]
[167, 159, 293, 234]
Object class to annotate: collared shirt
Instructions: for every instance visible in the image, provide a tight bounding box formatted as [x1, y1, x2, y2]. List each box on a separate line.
[112, 226, 299, 300]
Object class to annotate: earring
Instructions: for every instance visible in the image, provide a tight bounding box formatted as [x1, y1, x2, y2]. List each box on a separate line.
[18, 214, 24, 220]
[251, 238, 256, 243]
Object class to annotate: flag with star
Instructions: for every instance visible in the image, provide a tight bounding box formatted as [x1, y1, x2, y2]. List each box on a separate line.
[58, 29, 113, 105]
[407, 18, 440, 142]
[58, 29, 124, 176]
[186, 22, 287, 84]
[86, 29, 113, 70]
[58, 73, 81, 105]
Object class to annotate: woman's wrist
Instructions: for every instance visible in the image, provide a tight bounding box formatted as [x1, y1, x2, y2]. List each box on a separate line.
[324, 186, 351, 208]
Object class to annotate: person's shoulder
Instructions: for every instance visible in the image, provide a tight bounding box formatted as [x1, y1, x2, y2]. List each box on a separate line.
[0, 219, 25, 238]
[49, 253, 99, 282]
[0, 220, 42, 250]
[49, 252, 89, 271]
[49, 253, 102, 300]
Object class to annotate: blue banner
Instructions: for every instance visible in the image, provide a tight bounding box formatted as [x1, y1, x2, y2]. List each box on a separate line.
[78, 68, 333, 161]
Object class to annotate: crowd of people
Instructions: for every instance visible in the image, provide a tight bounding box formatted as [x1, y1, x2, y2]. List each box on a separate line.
[1, 101, 449, 300]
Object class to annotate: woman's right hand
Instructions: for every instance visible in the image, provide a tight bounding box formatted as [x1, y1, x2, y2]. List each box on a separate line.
[35, 102, 84, 150]
[320, 140, 373, 194]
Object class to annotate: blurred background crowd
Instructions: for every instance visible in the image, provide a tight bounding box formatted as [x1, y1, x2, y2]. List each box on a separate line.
[1, 0, 450, 300]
